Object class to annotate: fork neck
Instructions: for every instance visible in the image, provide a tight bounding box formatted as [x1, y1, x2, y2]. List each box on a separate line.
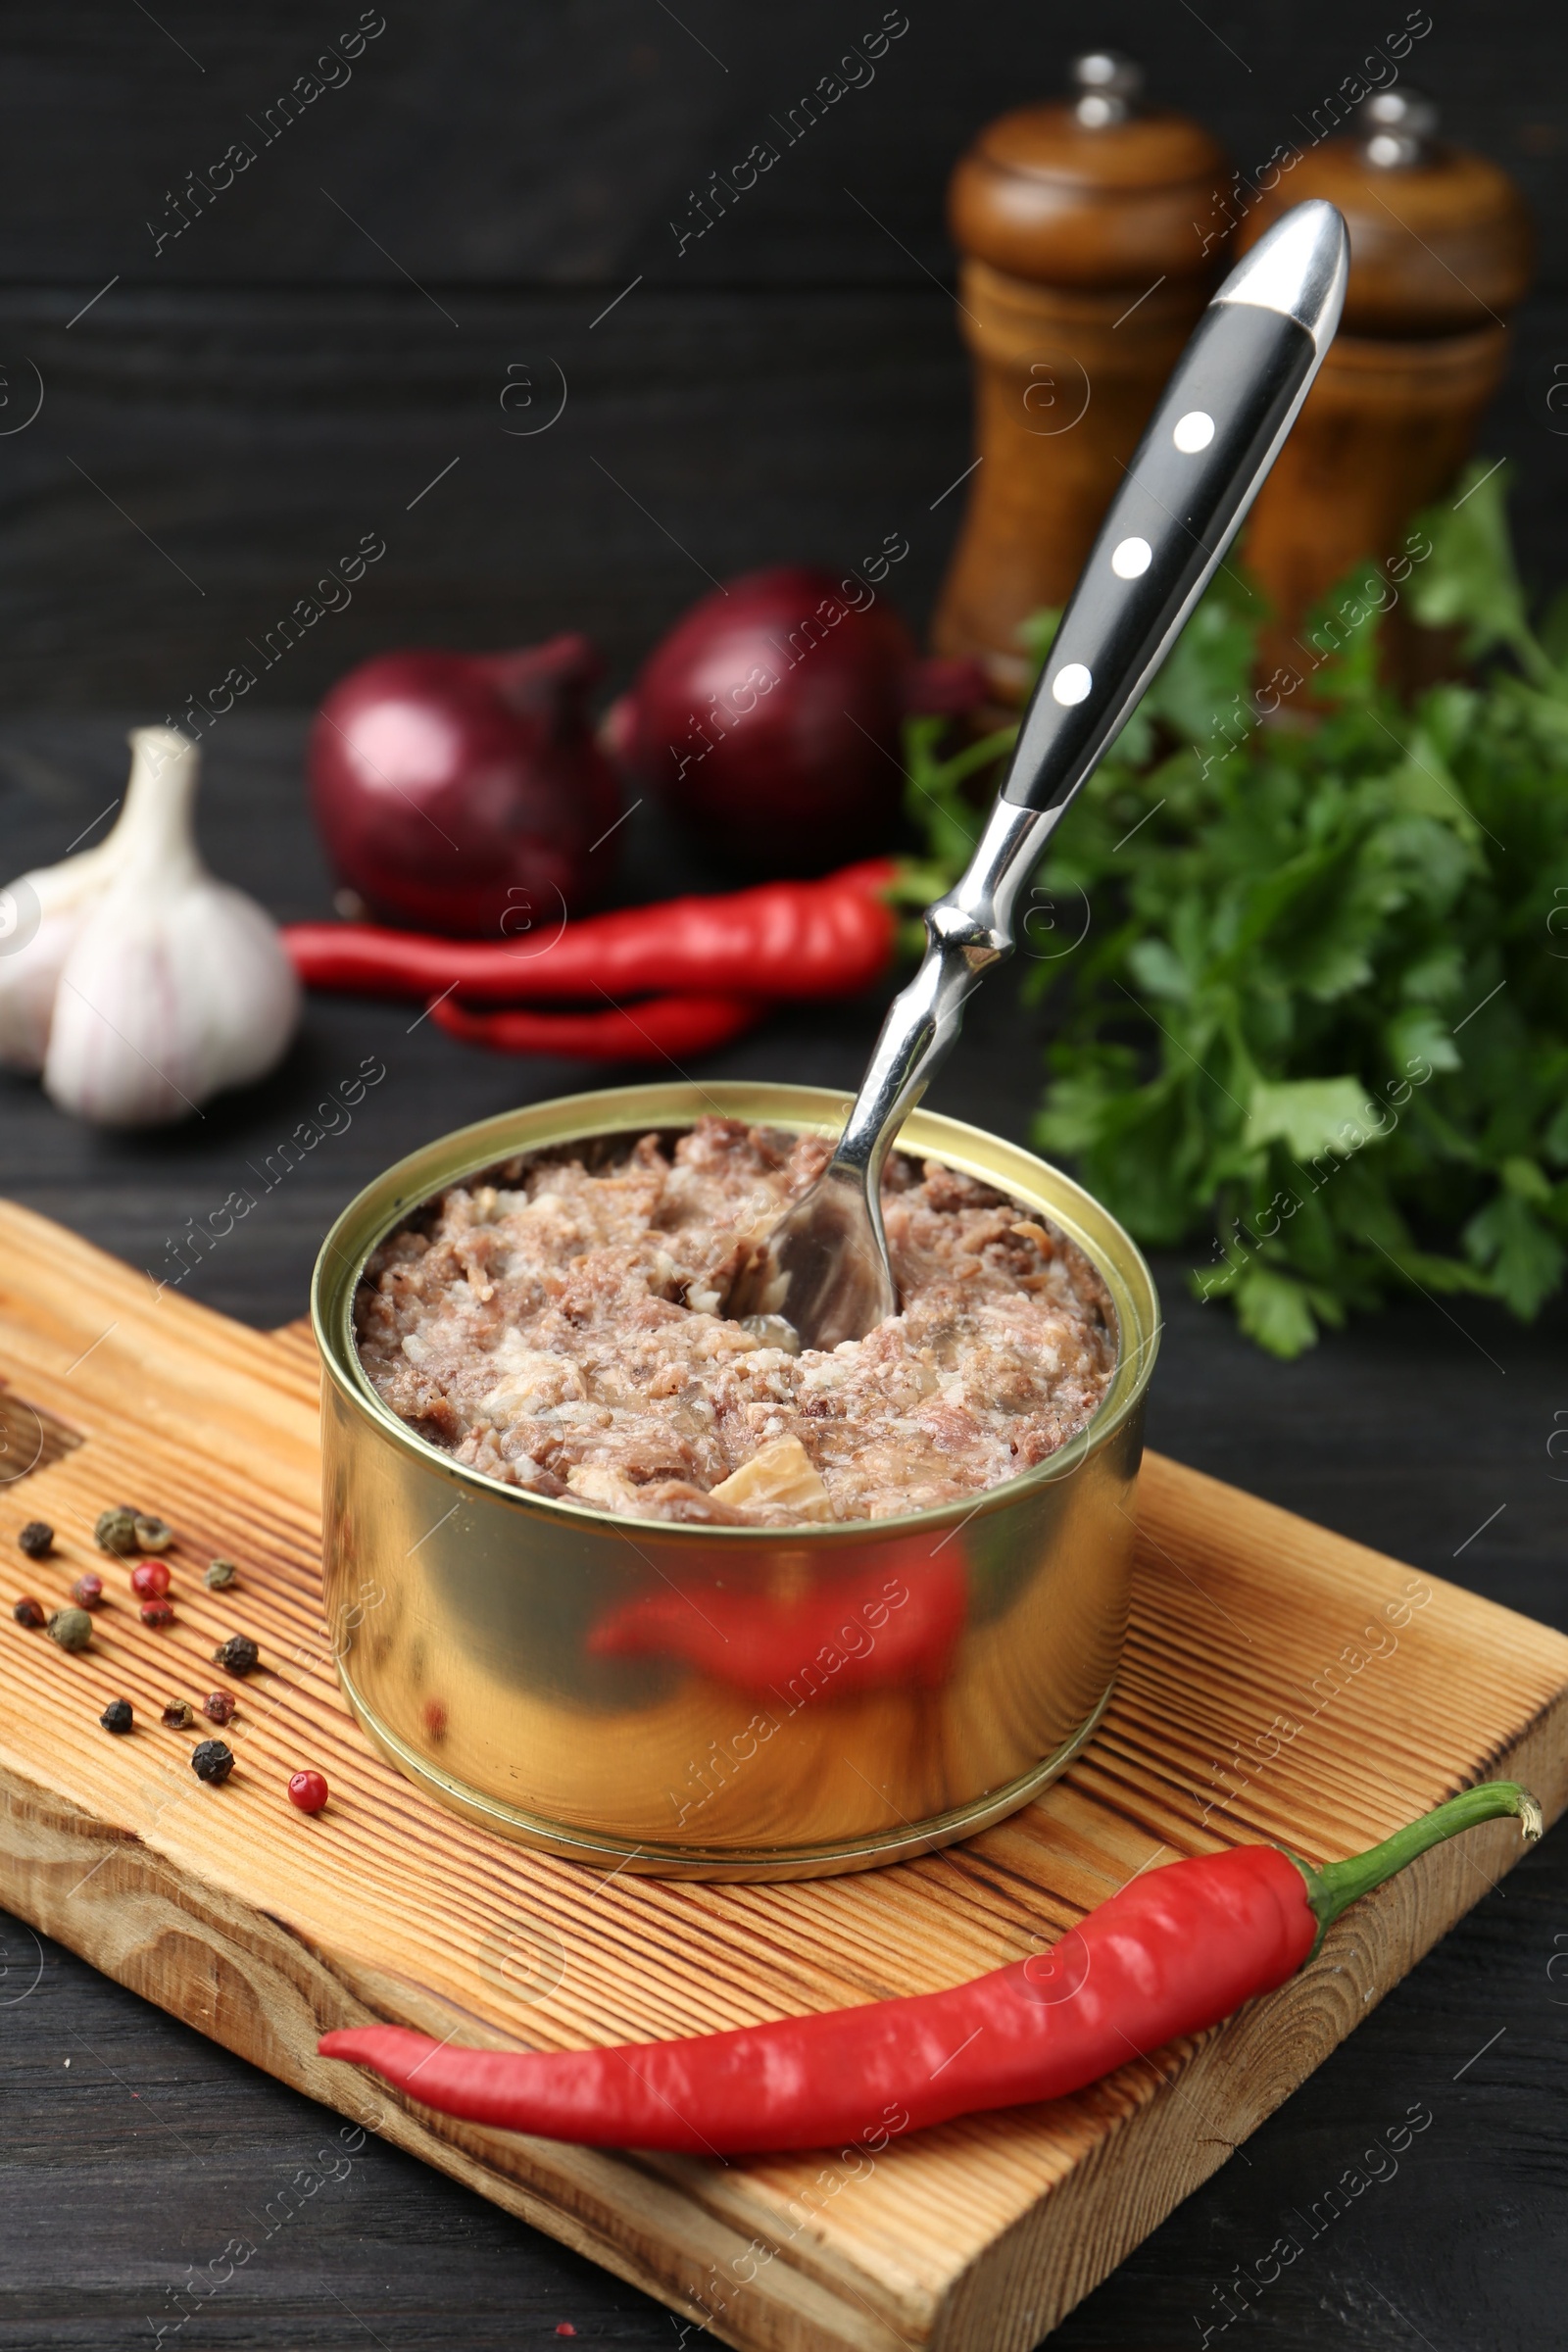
[833, 797, 1063, 1182]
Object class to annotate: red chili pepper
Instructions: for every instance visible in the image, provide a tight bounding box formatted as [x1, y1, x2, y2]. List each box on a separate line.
[318, 1782, 1540, 2155]
[586, 1548, 966, 1698]
[429, 991, 762, 1063]
[283, 858, 897, 1006]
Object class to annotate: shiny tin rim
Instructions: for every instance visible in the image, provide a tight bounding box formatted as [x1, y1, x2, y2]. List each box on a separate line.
[337, 1679, 1117, 1881]
[312, 1080, 1161, 1543]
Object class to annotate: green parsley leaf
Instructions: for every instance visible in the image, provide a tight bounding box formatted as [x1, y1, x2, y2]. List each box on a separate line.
[905, 463, 1568, 1355]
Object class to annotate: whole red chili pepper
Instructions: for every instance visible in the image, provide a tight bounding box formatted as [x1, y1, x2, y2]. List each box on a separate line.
[586, 1549, 966, 1698]
[318, 1782, 1540, 2155]
[282, 858, 897, 1006]
[429, 991, 761, 1063]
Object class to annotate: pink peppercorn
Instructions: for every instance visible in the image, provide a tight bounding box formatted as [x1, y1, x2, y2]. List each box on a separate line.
[71, 1571, 105, 1610]
[201, 1690, 236, 1725]
[140, 1597, 175, 1628]
[130, 1559, 172, 1601]
[288, 1770, 328, 1814]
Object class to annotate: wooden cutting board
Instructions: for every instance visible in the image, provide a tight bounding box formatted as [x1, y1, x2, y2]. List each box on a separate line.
[1, 1198, 1564, 2352]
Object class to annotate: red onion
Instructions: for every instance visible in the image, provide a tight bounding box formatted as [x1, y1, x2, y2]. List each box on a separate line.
[604, 565, 984, 870]
[309, 635, 622, 936]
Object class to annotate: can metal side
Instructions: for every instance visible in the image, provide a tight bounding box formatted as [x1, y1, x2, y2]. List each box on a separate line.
[312, 1081, 1160, 1880]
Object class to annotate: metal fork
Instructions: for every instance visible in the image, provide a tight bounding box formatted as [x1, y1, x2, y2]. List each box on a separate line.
[726, 199, 1349, 1349]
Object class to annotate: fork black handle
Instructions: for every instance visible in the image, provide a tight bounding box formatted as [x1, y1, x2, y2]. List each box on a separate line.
[1003, 198, 1349, 817]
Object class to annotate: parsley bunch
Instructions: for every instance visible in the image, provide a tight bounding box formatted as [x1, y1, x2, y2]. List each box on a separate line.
[905, 465, 1568, 1356]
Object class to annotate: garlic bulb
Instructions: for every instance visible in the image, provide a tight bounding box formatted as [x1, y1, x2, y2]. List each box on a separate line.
[35, 727, 300, 1127]
[0, 820, 126, 1071]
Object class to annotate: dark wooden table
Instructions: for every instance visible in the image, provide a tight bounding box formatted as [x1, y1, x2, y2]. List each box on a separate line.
[2, 713, 1565, 2350]
[4, 3, 1567, 2341]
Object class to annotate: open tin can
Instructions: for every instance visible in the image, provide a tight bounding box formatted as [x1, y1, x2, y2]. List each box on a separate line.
[313, 1080, 1159, 1880]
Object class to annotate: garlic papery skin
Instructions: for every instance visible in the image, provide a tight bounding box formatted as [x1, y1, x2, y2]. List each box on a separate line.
[0, 826, 126, 1072]
[42, 727, 301, 1128]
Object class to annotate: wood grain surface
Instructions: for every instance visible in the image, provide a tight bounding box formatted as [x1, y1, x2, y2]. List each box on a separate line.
[1, 1200, 1562, 2351]
[0, 3, 1565, 707]
[5, 6, 1568, 2340]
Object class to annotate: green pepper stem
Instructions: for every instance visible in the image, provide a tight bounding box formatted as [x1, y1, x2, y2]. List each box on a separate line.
[1290, 1781, 1544, 1951]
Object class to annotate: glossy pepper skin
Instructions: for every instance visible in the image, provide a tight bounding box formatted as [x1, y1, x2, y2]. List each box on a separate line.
[318, 1786, 1541, 2155]
[429, 990, 760, 1064]
[280, 860, 896, 1006]
[321, 1846, 1312, 2153]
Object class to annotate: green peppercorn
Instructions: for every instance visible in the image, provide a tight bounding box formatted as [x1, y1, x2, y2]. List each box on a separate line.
[204, 1558, 237, 1591]
[100, 1698, 133, 1735]
[13, 1595, 46, 1628]
[161, 1698, 194, 1729]
[94, 1506, 139, 1557]
[213, 1634, 260, 1677]
[18, 1521, 53, 1559]
[46, 1606, 93, 1652]
[191, 1739, 234, 1785]
[133, 1514, 174, 1553]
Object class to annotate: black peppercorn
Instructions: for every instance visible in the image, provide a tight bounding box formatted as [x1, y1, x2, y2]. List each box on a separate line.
[100, 1698, 133, 1735]
[12, 1595, 46, 1628]
[18, 1521, 53, 1559]
[191, 1739, 234, 1785]
[213, 1634, 260, 1677]
[201, 1690, 236, 1726]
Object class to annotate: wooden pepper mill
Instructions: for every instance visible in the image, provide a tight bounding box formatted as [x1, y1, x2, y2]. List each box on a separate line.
[931, 52, 1228, 702]
[1236, 90, 1532, 679]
